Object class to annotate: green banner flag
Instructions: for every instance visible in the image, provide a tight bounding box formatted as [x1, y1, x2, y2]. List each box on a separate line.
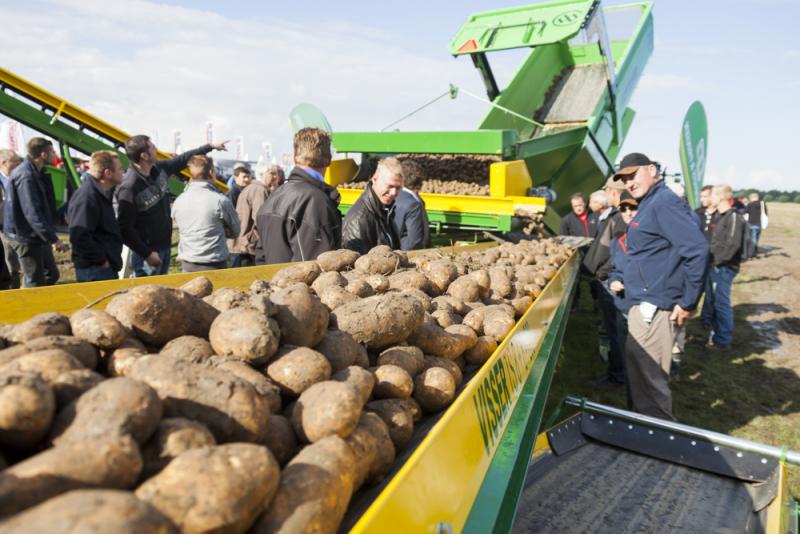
[679, 101, 708, 210]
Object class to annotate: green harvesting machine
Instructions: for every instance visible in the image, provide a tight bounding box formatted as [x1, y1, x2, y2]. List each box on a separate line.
[327, 0, 654, 235]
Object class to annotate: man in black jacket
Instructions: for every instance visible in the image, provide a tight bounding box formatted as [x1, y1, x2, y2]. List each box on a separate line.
[117, 135, 226, 277]
[342, 157, 403, 254]
[559, 192, 597, 237]
[2, 137, 68, 287]
[255, 128, 341, 264]
[68, 151, 124, 282]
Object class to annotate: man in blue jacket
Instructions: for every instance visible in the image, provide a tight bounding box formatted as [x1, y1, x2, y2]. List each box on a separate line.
[612, 153, 708, 420]
[2, 138, 68, 287]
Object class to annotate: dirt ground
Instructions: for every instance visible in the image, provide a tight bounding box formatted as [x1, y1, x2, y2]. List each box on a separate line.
[546, 202, 800, 497]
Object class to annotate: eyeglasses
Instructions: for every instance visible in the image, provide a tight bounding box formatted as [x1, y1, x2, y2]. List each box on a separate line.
[619, 206, 637, 213]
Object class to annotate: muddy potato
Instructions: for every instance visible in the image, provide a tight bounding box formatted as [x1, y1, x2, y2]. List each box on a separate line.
[462, 307, 486, 335]
[332, 366, 375, 405]
[271, 284, 329, 347]
[388, 270, 431, 294]
[266, 346, 332, 397]
[209, 308, 280, 366]
[483, 310, 516, 342]
[204, 287, 249, 311]
[180, 275, 214, 298]
[250, 279, 271, 294]
[262, 414, 297, 466]
[463, 336, 498, 366]
[344, 276, 374, 298]
[431, 309, 461, 328]
[366, 398, 414, 451]
[331, 293, 424, 349]
[377, 345, 424, 376]
[21, 335, 99, 369]
[489, 266, 513, 299]
[354, 245, 400, 275]
[129, 355, 269, 443]
[408, 316, 475, 360]
[0, 489, 178, 534]
[0, 370, 55, 449]
[255, 436, 356, 534]
[431, 295, 468, 316]
[468, 269, 491, 299]
[0, 349, 84, 382]
[107, 337, 148, 377]
[405, 397, 422, 422]
[207, 359, 281, 414]
[313, 329, 366, 373]
[421, 260, 458, 296]
[49, 376, 162, 446]
[0, 435, 143, 517]
[317, 249, 360, 272]
[271, 261, 322, 288]
[346, 412, 395, 490]
[51, 369, 104, 406]
[316, 285, 358, 311]
[400, 288, 432, 312]
[8, 312, 71, 344]
[371, 365, 413, 399]
[292, 381, 362, 443]
[422, 355, 463, 387]
[511, 296, 533, 317]
[137, 443, 280, 534]
[446, 275, 482, 303]
[311, 271, 347, 294]
[159, 335, 215, 363]
[414, 367, 456, 413]
[141, 417, 216, 479]
[363, 274, 390, 294]
[106, 285, 219, 347]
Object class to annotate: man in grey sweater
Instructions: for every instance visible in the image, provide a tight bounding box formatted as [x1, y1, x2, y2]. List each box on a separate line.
[171, 155, 240, 272]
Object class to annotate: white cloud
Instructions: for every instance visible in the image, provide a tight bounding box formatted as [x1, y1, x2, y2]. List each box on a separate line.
[0, 0, 487, 161]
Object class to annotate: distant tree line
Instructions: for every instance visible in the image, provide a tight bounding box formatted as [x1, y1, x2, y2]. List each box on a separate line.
[732, 189, 800, 203]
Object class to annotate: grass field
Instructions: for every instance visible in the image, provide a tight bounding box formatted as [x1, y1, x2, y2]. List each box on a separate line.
[544, 202, 800, 498]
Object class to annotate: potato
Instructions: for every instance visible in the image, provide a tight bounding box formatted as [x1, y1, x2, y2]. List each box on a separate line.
[331, 293, 424, 349]
[129, 355, 269, 443]
[141, 417, 216, 479]
[0, 489, 178, 534]
[271, 284, 329, 347]
[262, 414, 297, 466]
[316, 285, 358, 310]
[107, 337, 148, 377]
[271, 261, 321, 287]
[266, 346, 332, 397]
[22, 335, 99, 369]
[203, 287, 249, 311]
[346, 412, 395, 491]
[407, 316, 475, 360]
[372, 365, 413, 399]
[137, 443, 280, 534]
[511, 296, 533, 317]
[250, 279, 271, 294]
[106, 285, 219, 347]
[254, 436, 356, 534]
[292, 381, 362, 443]
[313, 329, 365, 373]
[468, 269, 491, 299]
[159, 335, 215, 363]
[414, 367, 456, 413]
[377, 345, 424, 376]
[388, 270, 431, 294]
[483, 310, 516, 342]
[0, 349, 84, 382]
[0, 435, 142, 517]
[8, 312, 71, 344]
[445, 324, 478, 352]
[463, 336, 498, 365]
[489, 266, 513, 298]
[68, 308, 127, 351]
[366, 398, 414, 450]
[462, 307, 486, 335]
[363, 273, 390, 293]
[0, 370, 55, 449]
[49, 377, 162, 446]
[422, 356, 463, 387]
[331, 366, 375, 405]
[311, 270, 347, 294]
[431, 309, 461, 328]
[345, 278, 374, 297]
[316, 249, 360, 272]
[421, 260, 458, 295]
[446, 275, 482, 302]
[209, 308, 280, 366]
[180, 275, 213, 298]
[214, 359, 282, 414]
[400, 288, 432, 312]
[51, 369, 104, 406]
[354, 245, 400, 275]
[405, 397, 422, 422]
[431, 295, 468, 316]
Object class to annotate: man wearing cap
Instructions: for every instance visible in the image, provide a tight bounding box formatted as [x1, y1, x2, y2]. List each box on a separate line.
[612, 153, 708, 420]
[582, 178, 631, 388]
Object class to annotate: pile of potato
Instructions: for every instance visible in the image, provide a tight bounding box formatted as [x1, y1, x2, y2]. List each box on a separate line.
[0, 238, 570, 534]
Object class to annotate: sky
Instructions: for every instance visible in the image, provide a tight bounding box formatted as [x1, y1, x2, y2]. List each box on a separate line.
[0, 0, 797, 191]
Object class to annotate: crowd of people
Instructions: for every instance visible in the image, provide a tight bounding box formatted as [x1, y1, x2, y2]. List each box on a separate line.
[0, 128, 431, 289]
[566, 152, 763, 420]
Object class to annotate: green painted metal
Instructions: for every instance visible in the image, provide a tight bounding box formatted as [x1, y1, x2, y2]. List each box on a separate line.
[449, 0, 595, 55]
[462, 256, 578, 533]
[333, 131, 516, 157]
[47, 166, 68, 207]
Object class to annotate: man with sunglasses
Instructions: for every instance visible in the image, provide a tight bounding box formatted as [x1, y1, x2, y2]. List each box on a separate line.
[611, 153, 708, 421]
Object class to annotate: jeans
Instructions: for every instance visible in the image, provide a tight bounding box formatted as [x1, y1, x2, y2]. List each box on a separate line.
[76, 264, 119, 282]
[709, 265, 736, 347]
[7, 238, 59, 287]
[700, 268, 714, 327]
[750, 225, 761, 250]
[131, 247, 171, 277]
[596, 281, 627, 383]
[1, 233, 20, 288]
[230, 253, 256, 268]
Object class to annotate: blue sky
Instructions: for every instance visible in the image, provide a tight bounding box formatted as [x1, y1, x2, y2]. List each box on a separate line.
[0, 0, 797, 190]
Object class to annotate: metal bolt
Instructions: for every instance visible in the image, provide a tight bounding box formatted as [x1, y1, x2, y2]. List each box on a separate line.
[761, 458, 768, 464]
[714, 446, 720, 452]
[691, 441, 696, 446]
[736, 452, 743, 458]
[669, 435, 675, 441]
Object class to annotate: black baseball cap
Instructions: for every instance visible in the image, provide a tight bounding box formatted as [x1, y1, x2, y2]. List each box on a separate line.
[618, 190, 638, 208]
[612, 153, 657, 181]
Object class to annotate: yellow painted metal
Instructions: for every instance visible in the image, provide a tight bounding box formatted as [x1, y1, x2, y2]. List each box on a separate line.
[349, 252, 577, 534]
[324, 158, 359, 186]
[765, 462, 792, 534]
[338, 188, 516, 216]
[0, 243, 497, 324]
[489, 160, 533, 198]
